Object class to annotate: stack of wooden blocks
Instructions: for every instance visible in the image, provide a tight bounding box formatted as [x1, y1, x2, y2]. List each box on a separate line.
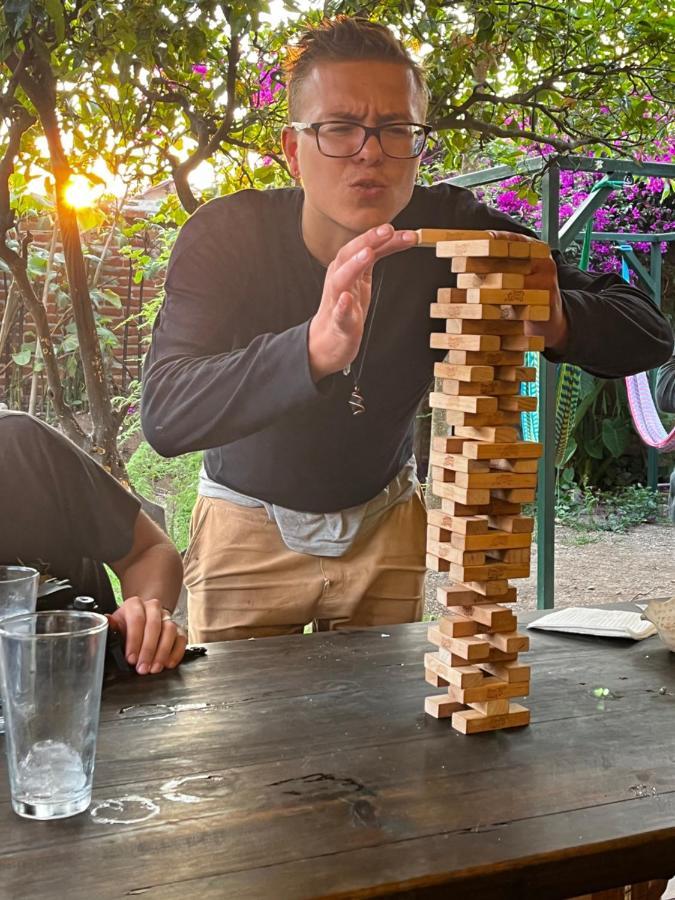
[419, 228, 551, 735]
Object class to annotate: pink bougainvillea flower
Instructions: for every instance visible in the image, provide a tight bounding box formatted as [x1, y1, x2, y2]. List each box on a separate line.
[192, 64, 208, 76]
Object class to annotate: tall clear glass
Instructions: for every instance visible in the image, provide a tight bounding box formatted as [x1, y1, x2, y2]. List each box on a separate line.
[0, 610, 108, 819]
[0, 566, 39, 733]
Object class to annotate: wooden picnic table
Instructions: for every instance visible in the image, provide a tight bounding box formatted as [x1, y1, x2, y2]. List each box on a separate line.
[1, 609, 675, 899]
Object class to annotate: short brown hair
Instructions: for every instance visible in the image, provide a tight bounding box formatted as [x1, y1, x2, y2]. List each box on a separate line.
[285, 17, 428, 121]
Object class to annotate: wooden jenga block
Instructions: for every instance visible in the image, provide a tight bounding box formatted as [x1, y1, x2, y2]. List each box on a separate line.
[492, 488, 536, 503]
[445, 409, 521, 428]
[496, 365, 537, 382]
[430, 333, 502, 352]
[436, 613, 478, 638]
[424, 652, 484, 687]
[462, 440, 542, 460]
[491, 458, 539, 473]
[465, 604, 518, 631]
[441, 379, 520, 397]
[425, 695, 464, 718]
[498, 395, 538, 412]
[468, 698, 511, 716]
[433, 362, 495, 383]
[450, 530, 531, 552]
[463, 580, 516, 598]
[429, 449, 490, 473]
[448, 676, 522, 703]
[430, 302, 501, 320]
[445, 318, 530, 337]
[442, 647, 519, 667]
[429, 465, 455, 484]
[436, 584, 508, 607]
[441, 498, 522, 518]
[427, 523, 451, 543]
[426, 553, 449, 573]
[454, 426, 520, 443]
[487, 515, 534, 533]
[487, 547, 531, 564]
[453, 471, 538, 490]
[507, 240, 532, 258]
[479, 660, 531, 683]
[449, 561, 530, 583]
[427, 540, 485, 566]
[435, 287, 468, 303]
[429, 392, 499, 415]
[456, 272, 526, 290]
[446, 350, 525, 367]
[432, 481, 490, 506]
[425, 668, 449, 687]
[416, 228, 492, 246]
[465, 288, 550, 306]
[427, 508, 488, 534]
[528, 241, 550, 258]
[427, 630, 491, 661]
[486, 631, 530, 654]
[437, 239, 510, 258]
[430, 436, 466, 454]
[452, 703, 530, 734]
[512, 305, 551, 321]
[500, 335, 546, 353]
[451, 256, 533, 274]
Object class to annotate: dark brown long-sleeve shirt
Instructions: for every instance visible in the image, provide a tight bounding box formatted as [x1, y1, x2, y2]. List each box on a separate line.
[141, 183, 673, 512]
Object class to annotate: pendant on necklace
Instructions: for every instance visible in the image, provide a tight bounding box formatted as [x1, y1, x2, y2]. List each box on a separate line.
[348, 385, 365, 416]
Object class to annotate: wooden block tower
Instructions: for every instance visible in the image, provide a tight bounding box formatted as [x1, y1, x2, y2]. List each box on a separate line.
[418, 228, 551, 735]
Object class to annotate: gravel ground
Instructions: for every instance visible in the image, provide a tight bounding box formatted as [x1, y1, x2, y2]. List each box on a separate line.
[425, 521, 675, 618]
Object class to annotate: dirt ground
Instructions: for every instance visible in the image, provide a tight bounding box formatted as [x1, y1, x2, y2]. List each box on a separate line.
[424, 521, 675, 618]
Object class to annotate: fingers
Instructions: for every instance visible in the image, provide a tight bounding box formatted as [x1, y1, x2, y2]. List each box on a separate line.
[110, 596, 146, 667]
[113, 597, 186, 675]
[330, 227, 417, 298]
[148, 619, 187, 674]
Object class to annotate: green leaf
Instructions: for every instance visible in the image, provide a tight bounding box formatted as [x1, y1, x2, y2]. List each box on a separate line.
[44, 0, 65, 43]
[11, 349, 32, 366]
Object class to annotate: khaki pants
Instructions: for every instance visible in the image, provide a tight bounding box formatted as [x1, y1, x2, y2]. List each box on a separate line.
[184, 491, 427, 642]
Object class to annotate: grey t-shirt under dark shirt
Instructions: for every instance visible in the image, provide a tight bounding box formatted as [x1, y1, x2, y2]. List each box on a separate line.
[142, 182, 673, 513]
[0, 411, 140, 613]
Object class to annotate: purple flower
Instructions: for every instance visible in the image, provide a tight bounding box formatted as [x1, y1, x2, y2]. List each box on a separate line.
[192, 64, 208, 76]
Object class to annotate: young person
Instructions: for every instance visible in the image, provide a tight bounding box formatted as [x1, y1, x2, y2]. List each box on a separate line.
[0, 411, 186, 674]
[141, 17, 673, 642]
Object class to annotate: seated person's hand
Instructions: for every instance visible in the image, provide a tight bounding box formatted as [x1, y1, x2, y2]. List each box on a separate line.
[108, 596, 187, 675]
[487, 230, 568, 354]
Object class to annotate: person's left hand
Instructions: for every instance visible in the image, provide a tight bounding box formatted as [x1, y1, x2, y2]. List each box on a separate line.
[108, 596, 187, 675]
[487, 231, 568, 353]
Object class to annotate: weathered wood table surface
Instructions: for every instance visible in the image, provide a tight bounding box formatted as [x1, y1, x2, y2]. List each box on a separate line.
[1, 611, 675, 899]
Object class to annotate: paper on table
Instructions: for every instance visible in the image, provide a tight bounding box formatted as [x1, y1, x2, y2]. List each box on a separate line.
[527, 607, 656, 641]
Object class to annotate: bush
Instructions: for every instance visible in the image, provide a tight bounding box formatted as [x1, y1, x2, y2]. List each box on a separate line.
[127, 442, 201, 551]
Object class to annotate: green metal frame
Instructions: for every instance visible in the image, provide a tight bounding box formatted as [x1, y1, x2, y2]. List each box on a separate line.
[447, 155, 675, 609]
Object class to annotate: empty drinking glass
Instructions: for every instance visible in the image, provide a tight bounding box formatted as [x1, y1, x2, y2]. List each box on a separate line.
[0, 610, 108, 819]
[0, 566, 39, 733]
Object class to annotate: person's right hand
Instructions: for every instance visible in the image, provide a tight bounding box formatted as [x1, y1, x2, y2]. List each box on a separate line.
[307, 224, 418, 381]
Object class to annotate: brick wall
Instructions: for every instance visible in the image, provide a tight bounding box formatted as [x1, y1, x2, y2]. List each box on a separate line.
[0, 216, 163, 411]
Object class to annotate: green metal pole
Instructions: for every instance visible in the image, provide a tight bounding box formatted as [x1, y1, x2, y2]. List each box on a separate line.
[647, 243, 663, 491]
[537, 163, 560, 610]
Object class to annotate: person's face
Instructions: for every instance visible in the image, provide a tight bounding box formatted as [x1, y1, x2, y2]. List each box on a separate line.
[282, 60, 426, 242]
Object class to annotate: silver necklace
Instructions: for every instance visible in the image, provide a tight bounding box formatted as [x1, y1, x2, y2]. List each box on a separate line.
[343, 269, 385, 415]
[299, 211, 386, 416]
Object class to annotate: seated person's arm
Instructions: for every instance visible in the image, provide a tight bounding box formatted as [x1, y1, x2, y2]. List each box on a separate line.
[109, 511, 186, 675]
[656, 351, 675, 414]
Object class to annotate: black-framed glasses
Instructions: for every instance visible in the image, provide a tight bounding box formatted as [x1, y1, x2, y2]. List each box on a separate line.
[290, 121, 432, 159]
